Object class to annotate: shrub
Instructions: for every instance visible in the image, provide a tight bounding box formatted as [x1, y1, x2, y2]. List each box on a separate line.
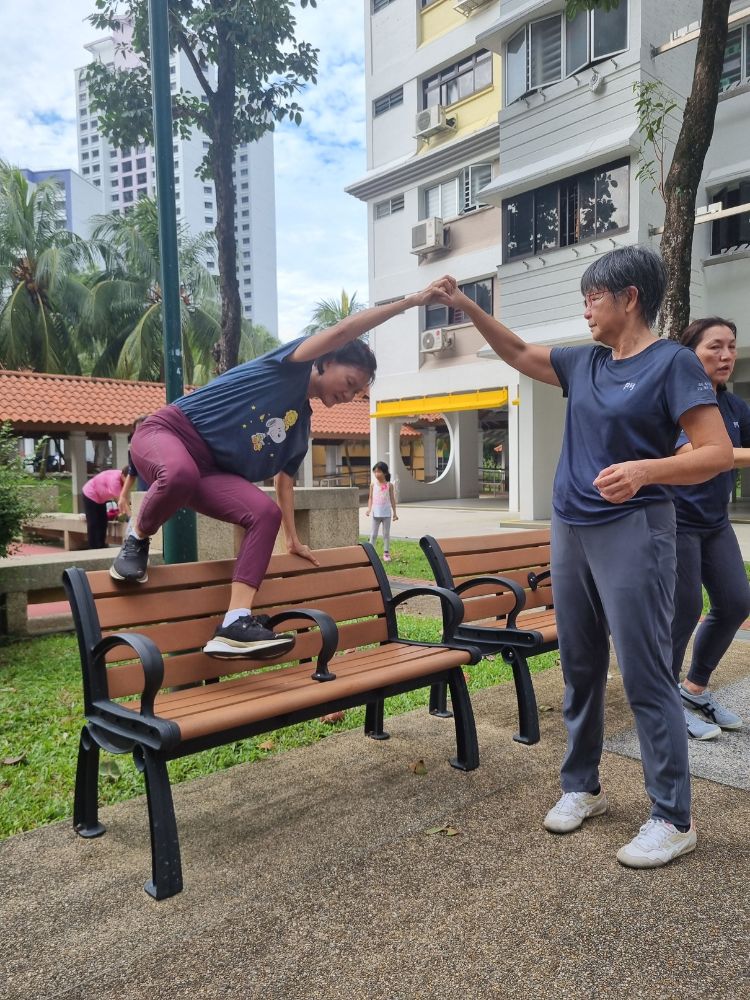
[0, 423, 38, 556]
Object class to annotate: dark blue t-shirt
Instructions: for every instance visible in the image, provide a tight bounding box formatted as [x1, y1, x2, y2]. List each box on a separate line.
[550, 339, 718, 524]
[174, 337, 313, 482]
[673, 389, 750, 533]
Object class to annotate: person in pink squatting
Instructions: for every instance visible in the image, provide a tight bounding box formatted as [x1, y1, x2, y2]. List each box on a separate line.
[366, 461, 398, 562]
[109, 279, 449, 660]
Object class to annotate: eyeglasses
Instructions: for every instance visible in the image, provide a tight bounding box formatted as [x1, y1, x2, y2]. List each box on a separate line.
[583, 291, 608, 308]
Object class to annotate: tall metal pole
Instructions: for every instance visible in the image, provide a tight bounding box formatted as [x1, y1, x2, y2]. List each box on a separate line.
[147, 0, 197, 563]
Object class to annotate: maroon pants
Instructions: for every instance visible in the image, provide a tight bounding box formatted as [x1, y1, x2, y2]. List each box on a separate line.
[131, 405, 282, 589]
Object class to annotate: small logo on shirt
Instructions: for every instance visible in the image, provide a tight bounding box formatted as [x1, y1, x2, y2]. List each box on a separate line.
[622, 381, 637, 392]
[733, 420, 740, 429]
[697, 380, 712, 392]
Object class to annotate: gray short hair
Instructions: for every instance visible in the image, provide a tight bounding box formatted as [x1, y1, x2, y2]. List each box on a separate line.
[581, 245, 667, 327]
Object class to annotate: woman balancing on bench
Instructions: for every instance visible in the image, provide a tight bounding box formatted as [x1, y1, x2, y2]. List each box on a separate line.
[435, 247, 733, 869]
[109, 279, 448, 659]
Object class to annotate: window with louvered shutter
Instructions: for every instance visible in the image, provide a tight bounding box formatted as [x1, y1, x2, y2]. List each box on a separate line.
[530, 15, 562, 89]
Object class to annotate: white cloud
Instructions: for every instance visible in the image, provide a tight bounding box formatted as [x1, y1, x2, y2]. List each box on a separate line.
[0, 0, 369, 343]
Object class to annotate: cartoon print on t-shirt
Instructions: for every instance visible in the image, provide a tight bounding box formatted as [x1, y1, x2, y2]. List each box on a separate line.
[251, 409, 298, 451]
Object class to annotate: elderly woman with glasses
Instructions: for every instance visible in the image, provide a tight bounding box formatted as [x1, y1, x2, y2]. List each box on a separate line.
[435, 246, 733, 869]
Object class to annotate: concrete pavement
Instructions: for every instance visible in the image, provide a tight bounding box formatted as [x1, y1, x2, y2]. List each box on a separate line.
[2, 637, 749, 999]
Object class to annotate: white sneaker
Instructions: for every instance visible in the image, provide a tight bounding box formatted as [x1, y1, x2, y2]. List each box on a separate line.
[543, 790, 609, 833]
[616, 818, 697, 869]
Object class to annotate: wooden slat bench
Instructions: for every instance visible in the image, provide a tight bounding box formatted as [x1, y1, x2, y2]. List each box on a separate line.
[62, 543, 481, 900]
[420, 529, 557, 746]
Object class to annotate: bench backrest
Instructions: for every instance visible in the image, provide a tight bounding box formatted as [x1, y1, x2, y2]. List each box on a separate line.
[421, 530, 552, 626]
[65, 545, 392, 701]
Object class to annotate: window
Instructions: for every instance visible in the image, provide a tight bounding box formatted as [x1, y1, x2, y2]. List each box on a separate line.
[110, 180, 118, 188]
[122, 175, 132, 188]
[423, 50, 492, 109]
[81, 137, 88, 146]
[240, 153, 247, 162]
[502, 159, 629, 261]
[123, 190, 133, 203]
[202, 141, 210, 150]
[374, 194, 405, 219]
[719, 24, 750, 92]
[137, 172, 147, 184]
[205, 216, 214, 224]
[425, 278, 493, 329]
[80, 106, 87, 116]
[420, 162, 492, 220]
[204, 200, 213, 209]
[241, 182, 249, 190]
[241, 196, 249, 204]
[121, 160, 132, 172]
[92, 164, 100, 173]
[506, 4, 628, 105]
[81, 152, 89, 161]
[373, 87, 403, 116]
[110, 150, 117, 158]
[91, 149, 99, 158]
[136, 157, 146, 169]
[243, 238, 250, 245]
[110, 165, 118, 173]
[711, 179, 750, 254]
[82, 167, 90, 175]
[93, 179, 100, 187]
[111, 192, 120, 201]
[374, 0, 395, 10]
[240, 168, 248, 176]
[203, 185, 212, 194]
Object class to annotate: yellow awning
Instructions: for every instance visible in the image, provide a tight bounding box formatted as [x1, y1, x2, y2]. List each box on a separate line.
[372, 387, 508, 418]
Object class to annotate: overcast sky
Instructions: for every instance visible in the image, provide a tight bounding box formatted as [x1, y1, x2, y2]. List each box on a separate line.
[0, 0, 369, 341]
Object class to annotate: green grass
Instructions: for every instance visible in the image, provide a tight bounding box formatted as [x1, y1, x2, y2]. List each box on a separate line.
[0, 623, 559, 839]
[361, 535, 432, 580]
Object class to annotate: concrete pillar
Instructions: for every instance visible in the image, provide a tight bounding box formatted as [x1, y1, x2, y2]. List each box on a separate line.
[517, 375, 566, 520]
[506, 378, 521, 515]
[111, 431, 130, 471]
[68, 431, 87, 515]
[297, 448, 314, 487]
[325, 444, 338, 475]
[453, 410, 479, 498]
[423, 427, 437, 480]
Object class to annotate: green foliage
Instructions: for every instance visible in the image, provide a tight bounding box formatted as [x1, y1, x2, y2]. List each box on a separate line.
[0, 423, 38, 556]
[632, 81, 679, 201]
[0, 620, 557, 838]
[564, 0, 622, 16]
[0, 163, 93, 374]
[303, 290, 366, 337]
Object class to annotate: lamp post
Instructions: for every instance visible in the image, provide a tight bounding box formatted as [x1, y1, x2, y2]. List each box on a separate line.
[147, 0, 197, 563]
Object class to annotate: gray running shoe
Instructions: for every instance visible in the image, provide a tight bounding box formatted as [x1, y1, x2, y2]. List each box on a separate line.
[110, 534, 150, 583]
[683, 707, 720, 741]
[543, 790, 608, 833]
[680, 685, 743, 730]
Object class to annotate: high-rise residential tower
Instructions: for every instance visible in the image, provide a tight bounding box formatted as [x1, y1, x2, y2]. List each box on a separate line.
[76, 17, 278, 337]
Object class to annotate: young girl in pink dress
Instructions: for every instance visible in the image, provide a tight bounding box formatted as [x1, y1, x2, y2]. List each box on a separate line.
[366, 461, 398, 562]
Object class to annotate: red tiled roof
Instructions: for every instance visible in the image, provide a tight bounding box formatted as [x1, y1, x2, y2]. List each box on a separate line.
[0, 369, 374, 438]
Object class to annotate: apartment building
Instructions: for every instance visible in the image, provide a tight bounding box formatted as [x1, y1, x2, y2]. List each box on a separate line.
[76, 18, 278, 337]
[348, 0, 750, 517]
[20, 168, 105, 239]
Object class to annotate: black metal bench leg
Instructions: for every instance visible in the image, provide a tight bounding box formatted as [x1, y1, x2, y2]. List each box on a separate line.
[365, 699, 390, 740]
[428, 681, 453, 719]
[502, 648, 540, 745]
[73, 726, 106, 838]
[446, 668, 479, 771]
[134, 746, 183, 900]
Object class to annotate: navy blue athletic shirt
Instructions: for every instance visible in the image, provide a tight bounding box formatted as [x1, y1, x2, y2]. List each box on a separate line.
[550, 339, 718, 524]
[673, 389, 750, 533]
[174, 337, 313, 482]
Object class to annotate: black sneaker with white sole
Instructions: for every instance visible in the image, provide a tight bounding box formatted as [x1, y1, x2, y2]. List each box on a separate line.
[109, 534, 150, 583]
[203, 614, 296, 659]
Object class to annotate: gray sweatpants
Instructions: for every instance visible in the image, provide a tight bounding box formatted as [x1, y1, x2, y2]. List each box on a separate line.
[552, 503, 690, 829]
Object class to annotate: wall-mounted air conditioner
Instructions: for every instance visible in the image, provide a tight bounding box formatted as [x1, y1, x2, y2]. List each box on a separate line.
[420, 328, 454, 354]
[411, 217, 446, 254]
[414, 105, 456, 139]
[454, 0, 492, 16]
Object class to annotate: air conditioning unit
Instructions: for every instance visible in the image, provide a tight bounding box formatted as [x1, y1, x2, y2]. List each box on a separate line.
[420, 328, 454, 354]
[411, 217, 446, 254]
[414, 105, 456, 139]
[454, 0, 492, 16]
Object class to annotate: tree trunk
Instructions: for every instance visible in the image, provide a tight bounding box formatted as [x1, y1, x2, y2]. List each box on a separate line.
[212, 28, 242, 373]
[659, 0, 731, 339]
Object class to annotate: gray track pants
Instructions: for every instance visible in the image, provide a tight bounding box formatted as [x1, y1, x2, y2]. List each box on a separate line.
[551, 503, 690, 829]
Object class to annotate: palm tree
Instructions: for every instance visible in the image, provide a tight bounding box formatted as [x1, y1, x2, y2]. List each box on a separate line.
[302, 289, 365, 336]
[83, 199, 280, 384]
[0, 163, 92, 374]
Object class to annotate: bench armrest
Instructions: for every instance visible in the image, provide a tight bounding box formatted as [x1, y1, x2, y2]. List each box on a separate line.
[455, 575, 526, 627]
[527, 569, 551, 591]
[92, 632, 165, 717]
[267, 608, 339, 682]
[389, 585, 465, 641]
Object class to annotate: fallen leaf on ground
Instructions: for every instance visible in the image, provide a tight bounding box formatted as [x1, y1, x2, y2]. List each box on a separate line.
[320, 711, 346, 724]
[410, 759, 428, 775]
[538, 704, 555, 713]
[425, 823, 460, 837]
[425, 824, 449, 835]
[444, 827, 460, 837]
[100, 759, 122, 780]
[1, 754, 25, 766]
[258, 740, 275, 751]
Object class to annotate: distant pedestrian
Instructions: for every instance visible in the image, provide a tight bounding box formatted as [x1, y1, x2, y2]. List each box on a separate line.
[366, 461, 398, 562]
[82, 466, 131, 549]
[671, 317, 750, 740]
